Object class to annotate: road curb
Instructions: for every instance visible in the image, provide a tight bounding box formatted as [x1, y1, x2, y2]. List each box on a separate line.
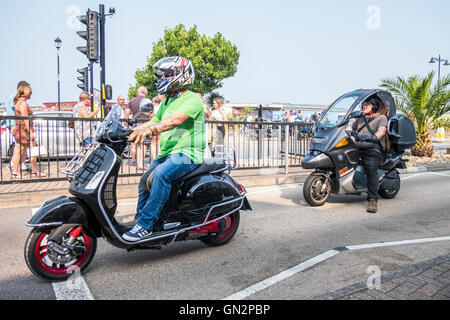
[0, 172, 312, 208]
[312, 253, 450, 300]
[2, 164, 449, 208]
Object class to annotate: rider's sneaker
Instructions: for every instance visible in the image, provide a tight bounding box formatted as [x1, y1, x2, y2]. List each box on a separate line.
[122, 224, 152, 242]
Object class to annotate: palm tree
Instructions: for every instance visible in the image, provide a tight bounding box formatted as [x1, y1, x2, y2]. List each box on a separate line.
[380, 72, 450, 157]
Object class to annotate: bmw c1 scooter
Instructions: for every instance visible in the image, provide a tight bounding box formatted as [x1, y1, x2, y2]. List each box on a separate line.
[24, 100, 252, 281]
[301, 89, 417, 207]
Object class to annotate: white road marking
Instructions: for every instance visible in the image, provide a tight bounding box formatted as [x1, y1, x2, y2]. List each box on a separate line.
[401, 173, 425, 181]
[223, 235, 450, 300]
[223, 250, 340, 300]
[346, 236, 450, 251]
[247, 184, 303, 196]
[52, 274, 95, 300]
[427, 171, 450, 178]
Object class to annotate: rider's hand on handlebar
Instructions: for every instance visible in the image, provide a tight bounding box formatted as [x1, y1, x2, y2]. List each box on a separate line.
[128, 125, 159, 145]
[354, 133, 378, 143]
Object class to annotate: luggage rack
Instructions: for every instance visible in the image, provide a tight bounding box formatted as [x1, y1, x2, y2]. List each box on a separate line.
[213, 145, 237, 171]
[58, 143, 100, 178]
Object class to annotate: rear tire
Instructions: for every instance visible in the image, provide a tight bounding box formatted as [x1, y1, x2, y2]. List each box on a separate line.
[303, 173, 332, 207]
[24, 225, 97, 281]
[201, 211, 240, 247]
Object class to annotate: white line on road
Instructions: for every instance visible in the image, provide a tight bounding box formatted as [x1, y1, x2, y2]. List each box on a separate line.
[346, 236, 450, 251]
[223, 235, 450, 300]
[247, 184, 303, 196]
[52, 275, 95, 300]
[223, 250, 340, 300]
[427, 171, 450, 178]
[400, 173, 426, 181]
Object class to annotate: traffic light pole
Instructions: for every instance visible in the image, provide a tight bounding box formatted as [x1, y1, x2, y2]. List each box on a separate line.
[99, 4, 106, 118]
[89, 63, 94, 111]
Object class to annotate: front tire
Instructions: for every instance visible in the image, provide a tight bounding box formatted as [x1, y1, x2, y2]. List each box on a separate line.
[201, 211, 240, 247]
[24, 225, 97, 281]
[303, 173, 332, 207]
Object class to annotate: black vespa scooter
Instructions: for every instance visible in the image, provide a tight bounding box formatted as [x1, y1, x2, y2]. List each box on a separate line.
[301, 89, 416, 207]
[24, 101, 252, 281]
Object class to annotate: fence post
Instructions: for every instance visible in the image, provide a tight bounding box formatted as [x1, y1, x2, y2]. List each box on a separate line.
[285, 123, 289, 174]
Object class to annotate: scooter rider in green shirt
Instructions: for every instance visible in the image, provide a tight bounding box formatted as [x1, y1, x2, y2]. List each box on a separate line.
[123, 56, 205, 242]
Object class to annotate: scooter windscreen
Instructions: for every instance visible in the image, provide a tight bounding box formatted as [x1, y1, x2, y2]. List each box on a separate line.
[95, 110, 129, 143]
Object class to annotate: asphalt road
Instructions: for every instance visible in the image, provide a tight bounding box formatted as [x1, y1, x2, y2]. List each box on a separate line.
[1, 170, 449, 300]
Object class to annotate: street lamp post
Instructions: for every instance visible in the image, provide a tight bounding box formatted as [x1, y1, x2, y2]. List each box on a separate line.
[54, 37, 62, 111]
[428, 54, 450, 82]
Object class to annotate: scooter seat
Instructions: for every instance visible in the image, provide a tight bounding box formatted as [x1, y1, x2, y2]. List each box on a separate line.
[140, 158, 228, 192]
[181, 158, 227, 181]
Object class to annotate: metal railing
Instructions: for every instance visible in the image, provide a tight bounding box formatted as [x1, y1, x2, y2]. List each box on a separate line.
[0, 115, 313, 183]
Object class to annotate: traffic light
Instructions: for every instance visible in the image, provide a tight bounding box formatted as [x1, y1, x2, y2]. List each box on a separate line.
[77, 67, 89, 91]
[76, 10, 99, 61]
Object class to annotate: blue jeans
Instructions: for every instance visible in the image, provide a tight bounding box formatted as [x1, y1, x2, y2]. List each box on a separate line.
[135, 153, 200, 230]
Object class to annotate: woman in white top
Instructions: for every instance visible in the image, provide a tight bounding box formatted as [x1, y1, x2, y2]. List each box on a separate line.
[210, 97, 228, 146]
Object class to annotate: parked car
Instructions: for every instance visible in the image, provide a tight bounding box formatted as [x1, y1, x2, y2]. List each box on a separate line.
[1, 111, 95, 161]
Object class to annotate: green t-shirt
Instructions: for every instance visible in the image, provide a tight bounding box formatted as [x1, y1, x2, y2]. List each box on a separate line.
[151, 91, 205, 163]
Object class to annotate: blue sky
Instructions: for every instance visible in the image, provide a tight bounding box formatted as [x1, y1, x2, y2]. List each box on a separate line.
[1, 0, 449, 106]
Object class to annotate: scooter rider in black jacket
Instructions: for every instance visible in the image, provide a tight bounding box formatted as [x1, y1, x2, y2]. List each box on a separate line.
[349, 98, 388, 213]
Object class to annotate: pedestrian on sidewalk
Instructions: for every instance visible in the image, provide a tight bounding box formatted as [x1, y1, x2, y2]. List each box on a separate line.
[4, 81, 31, 173]
[129, 86, 150, 169]
[72, 92, 99, 147]
[110, 95, 131, 126]
[11, 85, 38, 177]
[211, 97, 228, 148]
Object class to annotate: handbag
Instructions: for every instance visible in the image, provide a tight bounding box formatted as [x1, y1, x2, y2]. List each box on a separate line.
[30, 145, 48, 157]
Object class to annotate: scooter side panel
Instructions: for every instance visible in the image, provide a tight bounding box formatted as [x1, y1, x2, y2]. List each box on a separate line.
[177, 174, 241, 213]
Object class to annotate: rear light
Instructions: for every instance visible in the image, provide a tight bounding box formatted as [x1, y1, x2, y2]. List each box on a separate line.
[0, 128, 5, 135]
[237, 184, 246, 194]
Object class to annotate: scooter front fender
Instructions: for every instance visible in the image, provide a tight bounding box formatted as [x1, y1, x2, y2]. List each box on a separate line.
[301, 153, 334, 169]
[25, 196, 96, 232]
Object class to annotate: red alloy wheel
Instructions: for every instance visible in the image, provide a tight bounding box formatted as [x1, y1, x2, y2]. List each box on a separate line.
[34, 228, 91, 276]
[201, 211, 240, 247]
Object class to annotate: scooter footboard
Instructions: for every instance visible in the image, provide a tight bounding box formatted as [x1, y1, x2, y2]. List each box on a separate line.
[25, 196, 99, 235]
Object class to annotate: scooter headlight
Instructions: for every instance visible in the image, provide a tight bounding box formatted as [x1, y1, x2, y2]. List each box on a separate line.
[311, 137, 325, 145]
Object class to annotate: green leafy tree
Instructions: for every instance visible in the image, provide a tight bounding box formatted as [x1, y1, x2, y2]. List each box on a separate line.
[206, 92, 225, 107]
[241, 107, 256, 116]
[380, 72, 450, 157]
[129, 24, 240, 99]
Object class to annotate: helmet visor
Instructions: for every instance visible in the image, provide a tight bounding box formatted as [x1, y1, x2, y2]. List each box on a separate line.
[155, 69, 174, 79]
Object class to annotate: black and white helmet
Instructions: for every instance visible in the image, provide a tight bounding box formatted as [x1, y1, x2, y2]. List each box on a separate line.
[153, 56, 195, 94]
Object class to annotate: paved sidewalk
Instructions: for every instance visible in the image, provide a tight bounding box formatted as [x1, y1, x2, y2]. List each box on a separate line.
[315, 254, 450, 300]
